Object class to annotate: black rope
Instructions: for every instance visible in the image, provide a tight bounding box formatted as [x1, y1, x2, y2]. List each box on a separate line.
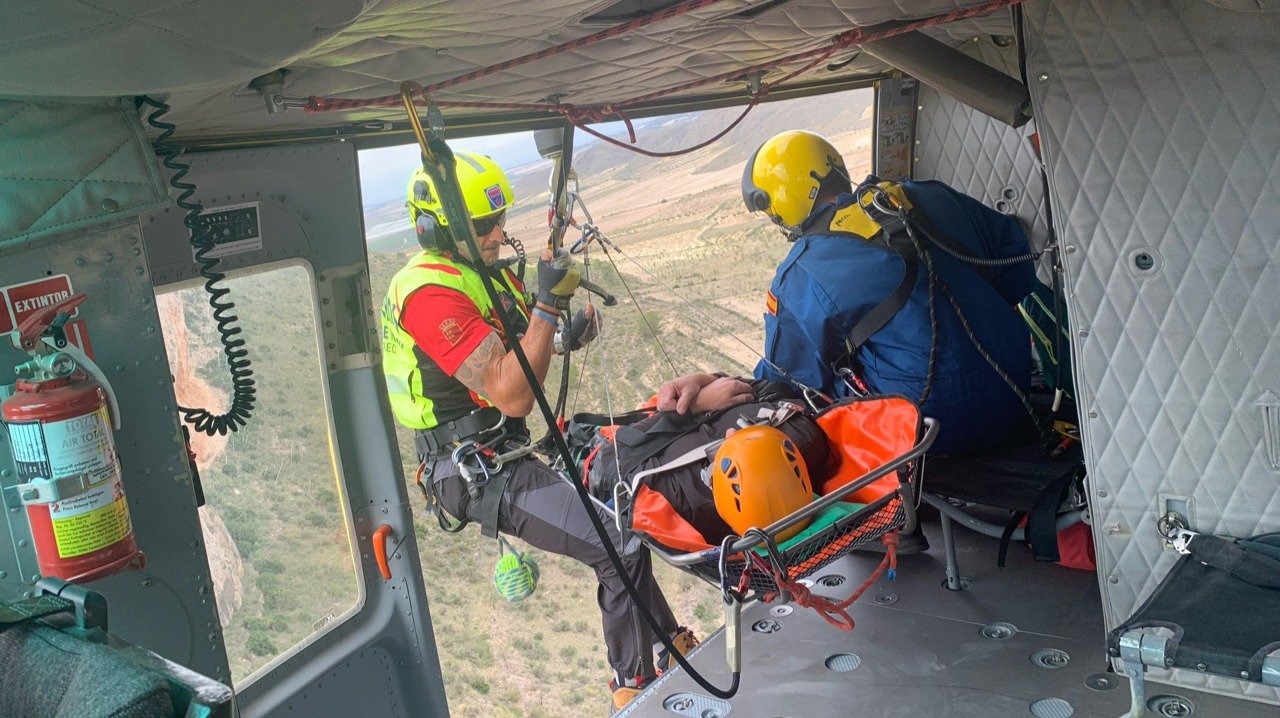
[861, 181, 1050, 441]
[416, 136, 739, 699]
[139, 97, 256, 436]
[936, 277, 1050, 441]
[903, 221, 941, 406]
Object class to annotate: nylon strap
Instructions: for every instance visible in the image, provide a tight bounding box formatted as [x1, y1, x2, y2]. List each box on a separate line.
[1186, 534, 1280, 590]
[0, 594, 72, 631]
[801, 204, 919, 358]
[473, 462, 514, 539]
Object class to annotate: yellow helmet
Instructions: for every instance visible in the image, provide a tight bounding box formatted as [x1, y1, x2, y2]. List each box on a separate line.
[742, 130, 848, 232]
[406, 151, 515, 248]
[711, 425, 814, 543]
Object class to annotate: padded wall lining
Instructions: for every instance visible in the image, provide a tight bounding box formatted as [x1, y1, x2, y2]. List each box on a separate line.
[913, 36, 1051, 255]
[0, 98, 168, 251]
[1025, 0, 1280, 702]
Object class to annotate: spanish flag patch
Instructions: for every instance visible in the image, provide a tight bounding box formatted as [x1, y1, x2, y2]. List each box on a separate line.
[765, 290, 778, 315]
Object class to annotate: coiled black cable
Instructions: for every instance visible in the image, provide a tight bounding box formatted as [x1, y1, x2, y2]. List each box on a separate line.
[501, 231, 527, 283]
[139, 97, 256, 436]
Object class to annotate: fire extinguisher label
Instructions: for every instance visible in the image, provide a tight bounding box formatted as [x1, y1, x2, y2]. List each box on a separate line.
[6, 407, 133, 559]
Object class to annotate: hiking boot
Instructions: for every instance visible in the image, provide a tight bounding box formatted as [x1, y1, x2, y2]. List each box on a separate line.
[859, 526, 930, 555]
[657, 627, 700, 672]
[610, 677, 651, 711]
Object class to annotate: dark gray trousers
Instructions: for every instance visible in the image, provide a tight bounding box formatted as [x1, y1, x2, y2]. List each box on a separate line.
[429, 455, 679, 682]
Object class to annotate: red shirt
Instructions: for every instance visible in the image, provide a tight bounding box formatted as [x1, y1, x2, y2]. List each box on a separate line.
[401, 285, 493, 376]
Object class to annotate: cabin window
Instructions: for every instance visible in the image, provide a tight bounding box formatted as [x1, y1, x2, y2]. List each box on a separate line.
[159, 263, 360, 684]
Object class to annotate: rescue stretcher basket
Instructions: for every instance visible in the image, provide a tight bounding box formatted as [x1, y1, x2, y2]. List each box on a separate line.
[618, 399, 937, 599]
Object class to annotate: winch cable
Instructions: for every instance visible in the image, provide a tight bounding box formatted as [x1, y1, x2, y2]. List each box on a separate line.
[582, 216, 829, 404]
[596, 240, 681, 377]
[400, 84, 739, 699]
[138, 97, 257, 436]
[566, 188, 681, 377]
[570, 189, 794, 384]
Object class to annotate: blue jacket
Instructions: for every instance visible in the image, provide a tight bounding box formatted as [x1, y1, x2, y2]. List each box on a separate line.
[755, 180, 1035, 455]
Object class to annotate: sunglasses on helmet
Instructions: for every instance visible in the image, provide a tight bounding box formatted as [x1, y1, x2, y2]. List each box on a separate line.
[471, 209, 507, 237]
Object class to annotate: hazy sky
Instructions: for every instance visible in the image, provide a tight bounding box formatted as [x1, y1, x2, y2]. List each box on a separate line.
[357, 121, 632, 207]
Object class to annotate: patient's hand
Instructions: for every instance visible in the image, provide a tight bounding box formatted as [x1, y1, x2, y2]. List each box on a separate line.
[656, 373, 716, 414]
[690, 377, 754, 413]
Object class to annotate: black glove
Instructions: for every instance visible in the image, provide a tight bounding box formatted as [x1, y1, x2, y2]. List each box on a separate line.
[536, 250, 581, 310]
[555, 307, 601, 354]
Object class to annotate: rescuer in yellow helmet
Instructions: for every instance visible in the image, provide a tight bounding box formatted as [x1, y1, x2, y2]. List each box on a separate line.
[743, 130, 1040, 554]
[381, 151, 696, 710]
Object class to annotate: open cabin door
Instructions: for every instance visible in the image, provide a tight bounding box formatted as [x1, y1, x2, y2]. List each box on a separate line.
[134, 141, 447, 717]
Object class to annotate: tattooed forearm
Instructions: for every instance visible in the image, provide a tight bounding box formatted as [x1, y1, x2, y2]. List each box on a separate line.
[453, 331, 505, 399]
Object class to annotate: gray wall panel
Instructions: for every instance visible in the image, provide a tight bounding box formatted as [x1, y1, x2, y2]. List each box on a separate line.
[1025, 0, 1280, 702]
[913, 36, 1052, 271]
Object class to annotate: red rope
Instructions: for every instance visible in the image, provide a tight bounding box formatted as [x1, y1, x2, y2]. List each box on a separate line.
[304, 0, 728, 113]
[564, 94, 762, 158]
[757, 530, 899, 630]
[306, 0, 1021, 116]
[307, 0, 1023, 159]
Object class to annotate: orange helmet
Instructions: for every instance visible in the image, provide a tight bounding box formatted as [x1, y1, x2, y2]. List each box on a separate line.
[711, 425, 814, 543]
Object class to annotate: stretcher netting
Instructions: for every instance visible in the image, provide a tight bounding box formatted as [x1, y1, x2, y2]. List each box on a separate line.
[622, 396, 932, 597]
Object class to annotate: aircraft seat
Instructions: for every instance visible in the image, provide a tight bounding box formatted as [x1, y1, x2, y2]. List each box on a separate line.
[0, 580, 233, 718]
[920, 393, 1087, 589]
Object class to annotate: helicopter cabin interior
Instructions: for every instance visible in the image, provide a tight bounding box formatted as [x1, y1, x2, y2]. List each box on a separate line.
[1, 0, 1279, 716]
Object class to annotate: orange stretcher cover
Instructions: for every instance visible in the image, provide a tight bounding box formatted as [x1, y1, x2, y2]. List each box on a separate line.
[629, 396, 921, 554]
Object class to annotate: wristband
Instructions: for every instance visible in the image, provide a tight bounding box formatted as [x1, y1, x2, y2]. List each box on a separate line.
[532, 307, 560, 326]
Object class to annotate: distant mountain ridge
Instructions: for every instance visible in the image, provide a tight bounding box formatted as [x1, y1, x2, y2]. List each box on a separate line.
[364, 88, 874, 250]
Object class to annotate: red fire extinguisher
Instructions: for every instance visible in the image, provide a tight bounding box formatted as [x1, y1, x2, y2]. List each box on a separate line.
[2, 293, 144, 583]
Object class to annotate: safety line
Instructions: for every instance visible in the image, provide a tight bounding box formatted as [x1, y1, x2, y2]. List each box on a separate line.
[597, 241, 681, 375]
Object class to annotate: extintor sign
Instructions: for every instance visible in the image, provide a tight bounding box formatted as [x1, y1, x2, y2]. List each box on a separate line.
[0, 275, 95, 357]
[1, 274, 75, 333]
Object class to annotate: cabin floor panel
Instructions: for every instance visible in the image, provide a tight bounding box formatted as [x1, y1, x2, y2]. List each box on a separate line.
[620, 519, 1277, 717]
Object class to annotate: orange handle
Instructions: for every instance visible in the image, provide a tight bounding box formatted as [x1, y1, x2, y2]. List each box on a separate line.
[372, 524, 393, 580]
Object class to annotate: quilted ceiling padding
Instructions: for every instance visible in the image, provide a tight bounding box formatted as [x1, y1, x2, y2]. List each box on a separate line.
[1025, 0, 1280, 702]
[0, 0, 1013, 140]
[0, 98, 169, 250]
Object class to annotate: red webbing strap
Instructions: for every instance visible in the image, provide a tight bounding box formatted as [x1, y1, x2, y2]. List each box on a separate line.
[304, 0, 728, 113]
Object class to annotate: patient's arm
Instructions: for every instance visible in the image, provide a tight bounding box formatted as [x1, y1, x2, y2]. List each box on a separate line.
[689, 377, 754, 413]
